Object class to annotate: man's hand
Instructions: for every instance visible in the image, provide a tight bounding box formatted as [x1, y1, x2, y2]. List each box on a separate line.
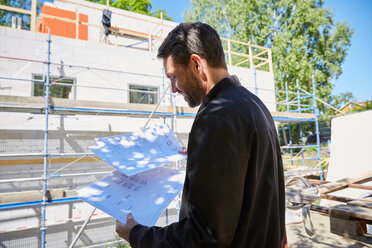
[179, 147, 187, 154]
[115, 213, 139, 242]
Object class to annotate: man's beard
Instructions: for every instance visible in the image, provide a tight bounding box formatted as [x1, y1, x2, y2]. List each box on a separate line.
[183, 72, 205, 108]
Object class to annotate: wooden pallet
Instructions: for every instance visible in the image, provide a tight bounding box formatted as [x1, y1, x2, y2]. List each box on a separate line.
[317, 171, 372, 244]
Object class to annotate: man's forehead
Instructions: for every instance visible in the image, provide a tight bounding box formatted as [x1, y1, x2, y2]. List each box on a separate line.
[163, 55, 174, 76]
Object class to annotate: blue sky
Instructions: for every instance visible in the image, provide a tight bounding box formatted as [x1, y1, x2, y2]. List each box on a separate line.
[152, 0, 372, 102]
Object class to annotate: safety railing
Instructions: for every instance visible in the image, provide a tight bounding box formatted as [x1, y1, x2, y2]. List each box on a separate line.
[0, 0, 272, 71]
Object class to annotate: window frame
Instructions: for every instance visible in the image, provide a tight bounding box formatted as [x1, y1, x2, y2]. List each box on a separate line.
[32, 74, 76, 99]
[128, 84, 159, 105]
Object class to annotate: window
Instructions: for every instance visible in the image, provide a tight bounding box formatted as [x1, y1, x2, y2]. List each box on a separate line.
[33, 74, 75, 99]
[129, 85, 158, 104]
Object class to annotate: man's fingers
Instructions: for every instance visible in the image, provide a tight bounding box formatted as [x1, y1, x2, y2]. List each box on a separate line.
[179, 147, 187, 154]
[127, 213, 134, 221]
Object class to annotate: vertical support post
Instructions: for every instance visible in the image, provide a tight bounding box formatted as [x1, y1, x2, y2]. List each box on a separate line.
[253, 64, 258, 96]
[285, 82, 293, 165]
[268, 48, 273, 73]
[227, 39, 232, 66]
[30, 0, 37, 32]
[170, 86, 181, 219]
[148, 30, 152, 52]
[162, 67, 165, 106]
[75, 8, 79, 39]
[160, 11, 164, 40]
[296, 79, 305, 167]
[41, 28, 51, 248]
[248, 42, 254, 69]
[312, 75, 323, 180]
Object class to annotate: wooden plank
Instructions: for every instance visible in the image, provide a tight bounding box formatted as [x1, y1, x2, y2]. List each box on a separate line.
[271, 111, 316, 120]
[0, 95, 320, 121]
[319, 170, 372, 194]
[0, 156, 102, 166]
[0, 95, 198, 115]
[30, 0, 37, 32]
[329, 204, 372, 221]
[0, 189, 65, 204]
[360, 197, 372, 203]
[0, 94, 44, 105]
[319, 170, 372, 195]
[255, 60, 269, 69]
[234, 58, 249, 67]
[348, 200, 372, 209]
[348, 183, 372, 190]
[229, 51, 251, 59]
[252, 49, 268, 59]
[330, 216, 367, 237]
[0, 4, 31, 15]
[268, 49, 273, 73]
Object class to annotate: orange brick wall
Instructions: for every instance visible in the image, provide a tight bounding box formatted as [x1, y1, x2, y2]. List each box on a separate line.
[40, 5, 88, 40]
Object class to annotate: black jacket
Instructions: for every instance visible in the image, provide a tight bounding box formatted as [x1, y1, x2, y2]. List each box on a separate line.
[129, 75, 285, 247]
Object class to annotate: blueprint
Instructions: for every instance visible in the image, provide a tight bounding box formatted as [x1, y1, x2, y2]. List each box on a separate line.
[90, 124, 186, 176]
[78, 166, 185, 226]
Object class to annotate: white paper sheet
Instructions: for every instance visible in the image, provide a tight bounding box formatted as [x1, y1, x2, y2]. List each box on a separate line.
[78, 166, 185, 226]
[90, 124, 186, 176]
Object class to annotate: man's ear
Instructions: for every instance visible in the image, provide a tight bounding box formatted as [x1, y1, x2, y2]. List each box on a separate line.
[190, 54, 202, 74]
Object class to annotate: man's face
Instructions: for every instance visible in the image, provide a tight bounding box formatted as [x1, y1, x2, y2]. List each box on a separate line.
[163, 55, 206, 108]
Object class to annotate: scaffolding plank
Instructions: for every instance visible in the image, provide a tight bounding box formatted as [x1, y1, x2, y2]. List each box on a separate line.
[0, 189, 65, 204]
[0, 95, 315, 121]
[0, 95, 317, 122]
[271, 111, 316, 122]
[0, 95, 197, 117]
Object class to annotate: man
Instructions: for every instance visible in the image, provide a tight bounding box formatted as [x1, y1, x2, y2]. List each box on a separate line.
[116, 22, 285, 247]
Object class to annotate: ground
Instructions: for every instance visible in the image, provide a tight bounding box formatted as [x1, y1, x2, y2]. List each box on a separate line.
[286, 211, 371, 247]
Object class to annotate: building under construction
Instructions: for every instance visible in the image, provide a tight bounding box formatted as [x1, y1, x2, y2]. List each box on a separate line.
[0, 0, 323, 247]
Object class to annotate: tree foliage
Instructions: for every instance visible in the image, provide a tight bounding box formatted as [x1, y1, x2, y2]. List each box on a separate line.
[184, 0, 353, 116]
[0, 0, 42, 29]
[86, 0, 173, 21]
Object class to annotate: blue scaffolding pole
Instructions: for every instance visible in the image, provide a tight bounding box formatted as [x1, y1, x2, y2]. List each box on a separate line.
[312, 75, 323, 180]
[41, 29, 51, 248]
[285, 82, 293, 165]
[296, 79, 305, 167]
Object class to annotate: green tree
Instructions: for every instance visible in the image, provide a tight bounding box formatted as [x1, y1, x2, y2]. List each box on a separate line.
[86, 0, 173, 21]
[184, 0, 353, 116]
[152, 8, 173, 21]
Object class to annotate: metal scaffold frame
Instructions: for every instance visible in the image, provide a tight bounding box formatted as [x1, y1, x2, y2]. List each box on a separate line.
[40, 28, 51, 248]
[277, 76, 324, 180]
[0, 33, 189, 248]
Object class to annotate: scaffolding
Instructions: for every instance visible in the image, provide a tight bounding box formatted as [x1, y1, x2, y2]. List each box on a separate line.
[0, 27, 200, 247]
[0, 1, 323, 247]
[276, 77, 324, 180]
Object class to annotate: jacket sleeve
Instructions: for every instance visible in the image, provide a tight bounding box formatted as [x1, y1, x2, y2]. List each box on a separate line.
[129, 113, 252, 248]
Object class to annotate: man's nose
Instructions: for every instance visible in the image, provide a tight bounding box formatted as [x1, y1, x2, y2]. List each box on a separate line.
[171, 82, 178, 93]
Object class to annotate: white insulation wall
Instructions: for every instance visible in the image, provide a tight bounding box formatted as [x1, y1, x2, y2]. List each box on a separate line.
[324, 110, 372, 203]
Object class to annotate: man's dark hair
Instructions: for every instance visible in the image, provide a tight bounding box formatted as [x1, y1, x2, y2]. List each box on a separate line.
[157, 22, 227, 69]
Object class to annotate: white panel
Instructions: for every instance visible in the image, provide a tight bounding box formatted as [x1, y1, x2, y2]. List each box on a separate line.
[323, 110, 372, 205]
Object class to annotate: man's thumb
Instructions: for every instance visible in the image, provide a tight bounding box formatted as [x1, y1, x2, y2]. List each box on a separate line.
[127, 213, 133, 221]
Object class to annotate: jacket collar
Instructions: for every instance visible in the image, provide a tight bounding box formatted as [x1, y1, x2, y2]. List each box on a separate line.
[198, 75, 240, 111]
